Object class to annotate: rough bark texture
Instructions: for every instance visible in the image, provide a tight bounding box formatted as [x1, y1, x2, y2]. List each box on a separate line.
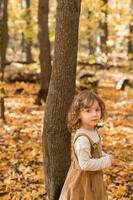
[0, 0, 8, 121]
[38, 0, 52, 102]
[42, 0, 81, 200]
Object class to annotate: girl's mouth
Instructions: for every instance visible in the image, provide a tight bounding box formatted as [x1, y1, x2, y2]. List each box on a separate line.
[91, 119, 98, 122]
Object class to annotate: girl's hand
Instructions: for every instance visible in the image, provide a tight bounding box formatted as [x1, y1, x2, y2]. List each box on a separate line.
[109, 155, 118, 166]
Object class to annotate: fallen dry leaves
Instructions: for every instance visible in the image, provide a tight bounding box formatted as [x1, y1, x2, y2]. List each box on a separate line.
[0, 69, 132, 200]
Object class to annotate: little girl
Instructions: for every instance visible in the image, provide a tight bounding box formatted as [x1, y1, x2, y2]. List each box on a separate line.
[59, 90, 117, 200]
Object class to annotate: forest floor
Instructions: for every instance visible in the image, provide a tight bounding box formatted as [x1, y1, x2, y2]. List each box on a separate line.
[0, 67, 133, 200]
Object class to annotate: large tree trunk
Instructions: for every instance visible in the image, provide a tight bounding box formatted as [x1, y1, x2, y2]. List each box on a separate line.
[0, 0, 8, 122]
[36, 0, 52, 104]
[42, 0, 81, 199]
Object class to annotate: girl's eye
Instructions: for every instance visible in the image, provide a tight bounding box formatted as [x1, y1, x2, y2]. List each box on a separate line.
[85, 109, 90, 112]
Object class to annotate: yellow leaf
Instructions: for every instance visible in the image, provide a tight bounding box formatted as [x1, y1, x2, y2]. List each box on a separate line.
[116, 185, 127, 196]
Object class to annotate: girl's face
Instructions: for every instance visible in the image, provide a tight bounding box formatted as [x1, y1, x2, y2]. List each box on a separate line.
[79, 100, 101, 130]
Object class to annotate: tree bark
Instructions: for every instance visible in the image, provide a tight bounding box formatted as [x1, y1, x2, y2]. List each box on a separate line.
[22, 0, 33, 63]
[87, 10, 96, 56]
[37, 0, 52, 103]
[42, 0, 81, 199]
[128, 0, 133, 60]
[0, 0, 8, 122]
[100, 0, 108, 54]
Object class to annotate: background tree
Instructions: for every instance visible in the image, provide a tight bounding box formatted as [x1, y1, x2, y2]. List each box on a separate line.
[0, 0, 8, 122]
[42, 0, 82, 199]
[95, 0, 108, 66]
[21, 0, 33, 63]
[128, 0, 133, 60]
[100, 0, 108, 55]
[87, 9, 96, 56]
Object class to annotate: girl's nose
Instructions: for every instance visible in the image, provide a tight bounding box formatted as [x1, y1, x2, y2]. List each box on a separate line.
[92, 111, 97, 116]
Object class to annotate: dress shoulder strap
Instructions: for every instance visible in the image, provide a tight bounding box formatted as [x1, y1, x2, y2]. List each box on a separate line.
[96, 130, 102, 142]
[73, 131, 98, 150]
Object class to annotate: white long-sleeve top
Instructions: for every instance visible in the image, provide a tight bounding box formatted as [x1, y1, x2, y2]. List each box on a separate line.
[74, 128, 112, 171]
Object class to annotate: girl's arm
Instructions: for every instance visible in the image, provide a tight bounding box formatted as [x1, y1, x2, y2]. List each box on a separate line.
[74, 136, 112, 171]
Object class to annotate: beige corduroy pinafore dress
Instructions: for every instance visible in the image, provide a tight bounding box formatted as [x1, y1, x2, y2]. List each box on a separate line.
[59, 130, 108, 200]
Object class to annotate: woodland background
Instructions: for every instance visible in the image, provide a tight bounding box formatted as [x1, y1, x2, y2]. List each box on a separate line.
[0, 0, 133, 199]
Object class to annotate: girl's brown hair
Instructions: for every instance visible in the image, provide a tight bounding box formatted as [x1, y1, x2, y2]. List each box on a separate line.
[67, 90, 106, 132]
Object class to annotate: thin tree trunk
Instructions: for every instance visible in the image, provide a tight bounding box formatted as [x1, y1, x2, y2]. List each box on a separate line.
[128, 24, 133, 56]
[25, 0, 33, 63]
[128, 0, 133, 60]
[36, 0, 52, 104]
[100, 0, 108, 55]
[87, 10, 96, 56]
[22, 0, 33, 63]
[87, 13, 96, 55]
[42, 0, 81, 199]
[0, 0, 8, 122]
